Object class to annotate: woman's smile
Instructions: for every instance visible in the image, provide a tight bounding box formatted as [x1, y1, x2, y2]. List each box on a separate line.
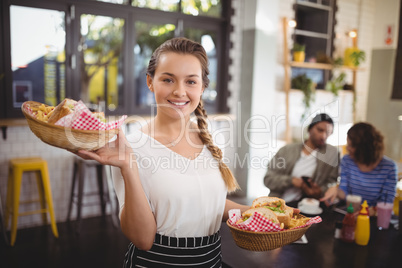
[167, 100, 190, 108]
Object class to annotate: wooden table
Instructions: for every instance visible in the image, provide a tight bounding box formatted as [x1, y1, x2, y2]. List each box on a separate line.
[221, 201, 401, 268]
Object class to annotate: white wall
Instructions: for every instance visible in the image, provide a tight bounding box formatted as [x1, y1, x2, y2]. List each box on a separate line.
[372, 0, 400, 50]
[230, 0, 386, 198]
[366, 0, 402, 161]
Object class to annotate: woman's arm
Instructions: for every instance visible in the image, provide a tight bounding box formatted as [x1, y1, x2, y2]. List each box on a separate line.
[222, 199, 250, 222]
[76, 132, 157, 250]
[119, 164, 156, 251]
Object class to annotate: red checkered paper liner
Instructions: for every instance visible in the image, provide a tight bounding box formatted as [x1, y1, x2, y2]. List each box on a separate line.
[228, 209, 322, 232]
[55, 101, 127, 130]
[24, 103, 35, 116]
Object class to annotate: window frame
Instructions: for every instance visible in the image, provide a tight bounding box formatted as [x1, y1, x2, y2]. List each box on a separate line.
[0, 0, 232, 119]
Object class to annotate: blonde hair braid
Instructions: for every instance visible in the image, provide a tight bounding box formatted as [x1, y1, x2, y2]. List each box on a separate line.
[194, 101, 240, 193]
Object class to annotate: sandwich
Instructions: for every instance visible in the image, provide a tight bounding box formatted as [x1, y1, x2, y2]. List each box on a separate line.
[251, 196, 286, 211]
[92, 112, 106, 123]
[47, 98, 77, 124]
[251, 197, 296, 229]
[236, 207, 279, 225]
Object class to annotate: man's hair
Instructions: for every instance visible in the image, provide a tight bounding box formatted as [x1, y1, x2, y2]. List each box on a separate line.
[308, 113, 334, 131]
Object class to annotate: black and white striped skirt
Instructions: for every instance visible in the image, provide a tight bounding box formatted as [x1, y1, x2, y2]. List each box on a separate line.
[123, 231, 222, 268]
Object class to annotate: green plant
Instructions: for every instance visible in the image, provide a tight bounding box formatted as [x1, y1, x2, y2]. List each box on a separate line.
[291, 74, 315, 120]
[293, 42, 305, 52]
[316, 52, 333, 64]
[350, 50, 366, 66]
[333, 57, 344, 67]
[325, 72, 346, 97]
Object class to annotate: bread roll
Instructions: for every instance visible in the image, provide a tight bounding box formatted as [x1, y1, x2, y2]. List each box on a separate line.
[47, 98, 77, 124]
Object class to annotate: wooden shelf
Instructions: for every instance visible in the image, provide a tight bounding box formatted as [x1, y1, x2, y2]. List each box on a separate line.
[290, 61, 364, 71]
[290, 61, 333, 70]
[0, 118, 27, 127]
[282, 15, 363, 144]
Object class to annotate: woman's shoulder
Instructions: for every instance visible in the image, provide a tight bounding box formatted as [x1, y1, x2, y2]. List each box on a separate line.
[380, 156, 397, 169]
[341, 154, 355, 166]
[341, 154, 352, 161]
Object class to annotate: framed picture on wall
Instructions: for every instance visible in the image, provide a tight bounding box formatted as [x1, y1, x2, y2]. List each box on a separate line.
[13, 81, 33, 108]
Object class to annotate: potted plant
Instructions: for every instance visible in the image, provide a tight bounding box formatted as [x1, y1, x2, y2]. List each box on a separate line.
[291, 74, 315, 120]
[292, 43, 306, 62]
[325, 72, 346, 97]
[344, 48, 366, 67]
[350, 50, 366, 67]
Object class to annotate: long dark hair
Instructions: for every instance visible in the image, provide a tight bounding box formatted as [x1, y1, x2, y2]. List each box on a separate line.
[347, 122, 384, 165]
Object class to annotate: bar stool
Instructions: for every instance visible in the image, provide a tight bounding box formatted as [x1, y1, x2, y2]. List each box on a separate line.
[67, 158, 118, 234]
[5, 157, 59, 246]
[0, 190, 9, 245]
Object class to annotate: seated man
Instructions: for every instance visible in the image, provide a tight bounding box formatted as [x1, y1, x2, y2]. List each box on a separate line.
[263, 113, 339, 205]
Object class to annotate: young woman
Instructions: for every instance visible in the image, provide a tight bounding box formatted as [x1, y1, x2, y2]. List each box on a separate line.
[77, 37, 249, 267]
[338, 122, 397, 215]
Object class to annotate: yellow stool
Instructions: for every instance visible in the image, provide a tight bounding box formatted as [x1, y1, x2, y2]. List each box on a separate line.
[5, 157, 59, 246]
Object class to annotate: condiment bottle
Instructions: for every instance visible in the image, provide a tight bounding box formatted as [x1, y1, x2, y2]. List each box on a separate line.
[393, 180, 401, 216]
[341, 203, 356, 243]
[334, 221, 342, 239]
[355, 200, 370, 246]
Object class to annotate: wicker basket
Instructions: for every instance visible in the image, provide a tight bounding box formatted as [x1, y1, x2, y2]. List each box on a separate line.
[226, 216, 311, 251]
[22, 101, 119, 152]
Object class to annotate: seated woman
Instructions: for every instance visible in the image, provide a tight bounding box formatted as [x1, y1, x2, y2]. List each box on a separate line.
[338, 122, 397, 216]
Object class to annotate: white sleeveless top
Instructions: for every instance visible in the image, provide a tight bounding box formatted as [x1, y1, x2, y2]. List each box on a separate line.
[112, 129, 227, 237]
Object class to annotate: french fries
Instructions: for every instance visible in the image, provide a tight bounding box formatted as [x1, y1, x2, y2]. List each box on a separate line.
[288, 216, 310, 229]
[31, 104, 55, 122]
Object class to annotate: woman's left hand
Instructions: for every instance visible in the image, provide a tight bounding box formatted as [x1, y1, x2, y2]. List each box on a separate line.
[74, 129, 133, 169]
[320, 186, 338, 206]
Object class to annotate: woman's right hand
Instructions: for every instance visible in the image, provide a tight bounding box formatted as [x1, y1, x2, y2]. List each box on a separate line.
[75, 129, 133, 169]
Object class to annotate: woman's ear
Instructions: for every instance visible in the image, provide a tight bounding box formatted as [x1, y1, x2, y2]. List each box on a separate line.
[146, 75, 153, 92]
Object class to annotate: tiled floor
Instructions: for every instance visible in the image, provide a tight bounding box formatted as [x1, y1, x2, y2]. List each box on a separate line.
[1, 215, 232, 268]
[1, 216, 129, 268]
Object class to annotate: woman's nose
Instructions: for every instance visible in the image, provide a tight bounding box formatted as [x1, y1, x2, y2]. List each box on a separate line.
[173, 84, 186, 97]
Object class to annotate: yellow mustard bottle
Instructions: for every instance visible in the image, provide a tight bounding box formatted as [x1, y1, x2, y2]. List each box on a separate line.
[355, 200, 370, 246]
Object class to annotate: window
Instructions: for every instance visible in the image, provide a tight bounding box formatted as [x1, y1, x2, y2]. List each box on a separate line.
[134, 21, 176, 109]
[78, 14, 125, 111]
[292, 0, 336, 89]
[10, 6, 66, 107]
[0, 0, 231, 118]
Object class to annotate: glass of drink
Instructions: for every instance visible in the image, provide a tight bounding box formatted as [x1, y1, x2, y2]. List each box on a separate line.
[346, 194, 362, 213]
[376, 202, 394, 229]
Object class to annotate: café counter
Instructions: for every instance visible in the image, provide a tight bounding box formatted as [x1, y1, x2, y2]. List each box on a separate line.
[220, 200, 401, 268]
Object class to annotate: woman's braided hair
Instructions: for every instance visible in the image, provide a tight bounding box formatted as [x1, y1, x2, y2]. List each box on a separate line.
[194, 101, 240, 192]
[147, 37, 239, 192]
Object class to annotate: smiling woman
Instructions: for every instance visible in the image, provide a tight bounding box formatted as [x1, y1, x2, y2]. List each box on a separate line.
[74, 37, 245, 267]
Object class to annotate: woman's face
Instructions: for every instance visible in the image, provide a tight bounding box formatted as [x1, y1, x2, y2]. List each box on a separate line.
[346, 137, 356, 158]
[147, 52, 204, 120]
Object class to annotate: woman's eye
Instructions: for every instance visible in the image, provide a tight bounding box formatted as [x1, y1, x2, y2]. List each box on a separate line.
[163, 78, 173, 83]
[187, 80, 196, 85]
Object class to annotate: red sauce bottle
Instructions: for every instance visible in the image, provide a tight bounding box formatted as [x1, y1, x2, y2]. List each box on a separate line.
[341, 203, 356, 243]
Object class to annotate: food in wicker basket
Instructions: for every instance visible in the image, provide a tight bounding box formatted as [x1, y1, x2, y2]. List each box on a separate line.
[22, 100, 126, 152]
[47, 98, 77, 124]
[227, 196, 322, 251]
[249, 197, 304, 229]
[226, 215, 312, 251]
[236, 207, 280, 225]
